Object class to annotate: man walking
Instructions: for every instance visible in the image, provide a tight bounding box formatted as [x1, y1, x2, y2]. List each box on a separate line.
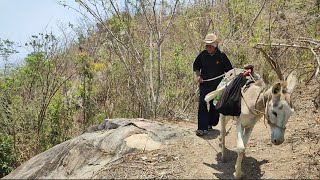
[193, 33, 233, 136]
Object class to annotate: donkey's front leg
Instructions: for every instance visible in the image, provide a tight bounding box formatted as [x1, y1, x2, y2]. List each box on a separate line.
[219, 115, 227, 162]
[243, 127, 254, 147]
[234, 120, 245, 179]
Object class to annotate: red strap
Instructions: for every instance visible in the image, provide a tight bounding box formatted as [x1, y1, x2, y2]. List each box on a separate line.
[242, 69, 252, 77]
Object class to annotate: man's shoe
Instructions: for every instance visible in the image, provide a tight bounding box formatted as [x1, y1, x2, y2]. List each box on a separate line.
[196, 130, 207, 136]
[208, 125, 213, 130]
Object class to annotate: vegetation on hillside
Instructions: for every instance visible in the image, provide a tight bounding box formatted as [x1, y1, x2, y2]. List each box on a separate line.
[0, 0, 319, 177]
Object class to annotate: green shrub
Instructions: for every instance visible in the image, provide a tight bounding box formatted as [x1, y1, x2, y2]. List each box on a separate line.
[0, 134, 16, 178]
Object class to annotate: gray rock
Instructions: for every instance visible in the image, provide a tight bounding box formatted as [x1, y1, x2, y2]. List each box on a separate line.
[3, 118, 191, 179]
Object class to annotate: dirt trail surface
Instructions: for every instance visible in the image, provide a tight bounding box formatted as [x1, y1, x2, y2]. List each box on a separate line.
[3, 82, 319, 179]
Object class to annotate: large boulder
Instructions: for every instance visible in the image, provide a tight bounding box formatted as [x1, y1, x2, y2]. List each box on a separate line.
[3, 118, 193, 179]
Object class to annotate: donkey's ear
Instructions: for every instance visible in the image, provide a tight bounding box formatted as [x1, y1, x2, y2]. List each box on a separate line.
[286, 70, 297, 93]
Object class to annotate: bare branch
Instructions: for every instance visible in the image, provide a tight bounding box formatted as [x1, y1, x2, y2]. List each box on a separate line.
[247, 0, 267, 36]
[226, 0, 234, 37]
[310, 48, 320, 77]
[141, 1, 157, 37]
[159, 0, 179, 43]
[255, 42, 310, 49]
[255, 40, 320, 82]
[153, 0, 159, 37]
[305, 47, 320, 84]
[253, 46, 284, 80]
[297, 37, 320, 45]
[108, 0, 142, 64]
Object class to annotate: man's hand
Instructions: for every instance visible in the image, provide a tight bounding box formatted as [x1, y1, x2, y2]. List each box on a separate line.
[197, 76, 204, 84]
[194, 70, 203, 83]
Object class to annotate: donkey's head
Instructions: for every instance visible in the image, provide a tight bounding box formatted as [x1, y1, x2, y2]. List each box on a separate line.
[266, 71, 297, 145]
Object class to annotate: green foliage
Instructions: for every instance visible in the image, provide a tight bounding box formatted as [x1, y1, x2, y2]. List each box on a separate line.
[25, 33, 57, 54]
[48, 94, 63, 146]
[0, 134, 16, 178]
[0, 76, 14, 90]
[108, 16, 124, 33]
[25, 52, 45, 67]
[0, 38, 19, 61]
[172, 44, 188, 76]
[236, 47, 249, 67]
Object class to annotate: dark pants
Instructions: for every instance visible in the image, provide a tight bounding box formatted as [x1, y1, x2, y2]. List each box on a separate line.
[198, 81, 221, 130]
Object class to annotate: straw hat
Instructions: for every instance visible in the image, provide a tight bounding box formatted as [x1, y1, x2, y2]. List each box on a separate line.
[203, 33, 221, 47]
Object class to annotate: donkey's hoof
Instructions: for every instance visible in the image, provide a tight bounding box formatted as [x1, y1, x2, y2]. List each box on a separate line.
[233, 171, 243, 179]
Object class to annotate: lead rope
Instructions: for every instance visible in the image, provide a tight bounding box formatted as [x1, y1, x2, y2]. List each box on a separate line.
[255, 87, 269, 128]
[202, 73, 226, 82]
[241, 88, 266, 116]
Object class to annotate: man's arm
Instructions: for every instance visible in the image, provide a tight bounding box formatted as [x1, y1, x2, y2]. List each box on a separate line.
[193, 52, 203, 84]
[194, 70, 203, 83]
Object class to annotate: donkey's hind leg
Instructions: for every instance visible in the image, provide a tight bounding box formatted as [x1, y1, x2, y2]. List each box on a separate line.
[219, 114, 228, 162]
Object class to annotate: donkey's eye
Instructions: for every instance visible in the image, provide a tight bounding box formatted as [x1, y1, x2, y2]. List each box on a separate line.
[272, 111, 278, 117]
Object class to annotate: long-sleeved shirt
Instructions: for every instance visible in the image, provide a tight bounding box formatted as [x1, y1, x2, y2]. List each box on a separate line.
[193, 49, 233, 82]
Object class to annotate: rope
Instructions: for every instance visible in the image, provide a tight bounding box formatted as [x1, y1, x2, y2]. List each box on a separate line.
[242, 85, 285, 131]
[263, 93, 271, 128]
[202, 73, 225, 82]
[241, 90, 266, 116]
[241, 85, 268, 118]
[249, 72, 256, 83]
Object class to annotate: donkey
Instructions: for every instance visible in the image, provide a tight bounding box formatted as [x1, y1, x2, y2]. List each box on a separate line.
[218, 70, 297, 179]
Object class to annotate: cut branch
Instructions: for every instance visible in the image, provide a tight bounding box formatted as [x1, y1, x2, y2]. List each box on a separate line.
[253, 46, 284, 80]
[255, 40, 320, 82]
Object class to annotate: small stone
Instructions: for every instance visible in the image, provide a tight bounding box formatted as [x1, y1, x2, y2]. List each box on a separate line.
[141, 156, 148, 161]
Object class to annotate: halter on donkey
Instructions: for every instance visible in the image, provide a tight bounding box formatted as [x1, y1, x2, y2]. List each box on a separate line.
[205, 68, 297, 179]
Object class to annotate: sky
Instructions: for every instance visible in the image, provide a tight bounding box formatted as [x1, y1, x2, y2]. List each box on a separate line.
[0, 0, 83, 67]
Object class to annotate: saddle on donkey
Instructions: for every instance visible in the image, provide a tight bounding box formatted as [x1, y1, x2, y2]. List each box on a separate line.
[205, 66, 264, 116]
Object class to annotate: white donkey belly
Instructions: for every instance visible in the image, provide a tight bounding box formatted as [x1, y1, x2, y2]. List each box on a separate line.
[224, 114, 261, 128]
